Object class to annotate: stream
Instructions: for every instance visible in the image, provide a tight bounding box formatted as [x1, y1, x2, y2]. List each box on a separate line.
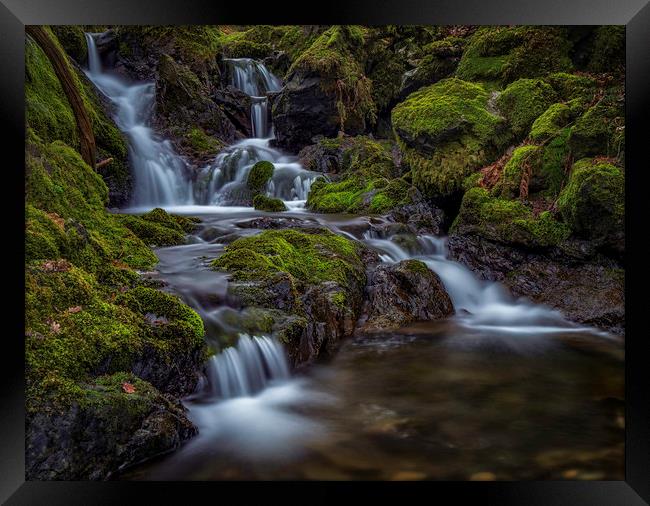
[84, 34, 624, 481]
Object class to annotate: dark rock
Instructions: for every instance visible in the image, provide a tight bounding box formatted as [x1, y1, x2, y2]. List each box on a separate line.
[272, 76, 344, 152]
[213, 85, 253, 137]
[361, 260, 453, 330]
[385, 197, 446, 236]
[26, 393, 196, 480]
[447, 233, 624, 335]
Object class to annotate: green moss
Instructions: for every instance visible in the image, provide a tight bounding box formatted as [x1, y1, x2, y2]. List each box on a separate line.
[288, 25, 376, 131]
[536, 128, 571, 196]
[182, 127, 225, 159]
[404, 259, 430, 276]
[392, 78, 509, 197]
[544, 72, 597, 103]
[568, 90, 625, 160]
[253, 194, 287, 212]
[25, 131, 157, 271]
[557, 158, 624, 245]
[247, 161, 275, 193]
[25, 36, 78, 147]
[452, 187, 570, 248]
[212, 228, 364, 288]
[496, 79, 557, 138]
[50, 25, 88, 64]
[456, 26, 572, 85]
[530, 103, 571, 141]
[493, 145, 541, 199]
[115, 286, 205, 344]
[588, 26, 625, 74]
[117, 208, 198, 247]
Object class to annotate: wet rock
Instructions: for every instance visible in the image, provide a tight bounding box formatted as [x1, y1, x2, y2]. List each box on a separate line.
[26, 390, 196, 480]
[235, 216, 309, 230]
[272, 76, 344, 152]
[384, 198, 446, 236]
[362, 259, 453, 331]
[447, 233, 625, 336]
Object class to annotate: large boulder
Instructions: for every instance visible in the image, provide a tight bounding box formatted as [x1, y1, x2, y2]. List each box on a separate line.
[272, 26, 376, 152]
[362, 260, 453, 330]
[392, 78, 511, 198]
[211, 228, 369, 367]
[557, 158, 624, 256]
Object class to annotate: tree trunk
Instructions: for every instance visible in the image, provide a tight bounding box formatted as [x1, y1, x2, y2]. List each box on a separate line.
[26, 26, 96, 169]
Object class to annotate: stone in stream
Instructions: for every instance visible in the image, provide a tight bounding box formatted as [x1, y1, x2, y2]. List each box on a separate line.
[361, 259, 454, 331]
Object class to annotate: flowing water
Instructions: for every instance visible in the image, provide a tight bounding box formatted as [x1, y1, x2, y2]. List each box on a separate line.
[117, 210, 624, 481]
[84, 34, 623, 481]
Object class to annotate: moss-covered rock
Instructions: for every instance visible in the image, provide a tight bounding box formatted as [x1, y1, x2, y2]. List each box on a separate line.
[456, 26, 573, 86]
[492, 145, 541, 199]
[26, 131, 157, 271]
[496, 78, 557, 138]
[253, 194, 287, 212]
[392, 77, 509, 197]
[530, 103, 572, 141]
[247, 160, 275, 193]
[567, 87, 625, 161]
[544, 72, 597, 104]
[211, 228, 367, 365]
[273, 26, 376, 151]
[557, 158, 624, 253]
[451, 187, 570, 249]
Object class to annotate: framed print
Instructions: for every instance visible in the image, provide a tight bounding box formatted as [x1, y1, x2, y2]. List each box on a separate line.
[1, 0, 648, 504]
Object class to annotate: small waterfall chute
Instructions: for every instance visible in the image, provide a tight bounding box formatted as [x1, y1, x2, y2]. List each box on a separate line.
[206, 334, 291, 399]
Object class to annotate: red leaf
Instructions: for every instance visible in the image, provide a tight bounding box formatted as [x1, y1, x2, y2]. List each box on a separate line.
[122, 382, 136, 394]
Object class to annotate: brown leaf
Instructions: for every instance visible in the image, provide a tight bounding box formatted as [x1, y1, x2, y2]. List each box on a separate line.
[49, 321, 61, 334]
[67, 306, 82, 314]
[122, 382, 136, 394]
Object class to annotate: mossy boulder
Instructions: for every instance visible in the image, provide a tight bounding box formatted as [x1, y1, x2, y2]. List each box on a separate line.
[25, 131, 157, 271]
[530, 103, 572, 141]
[272, 26, 376, 151]
[211, 228, 367, 365]
[456, 26, 572, 86]
[247, 160, 275, 193]
[557, 158, 624, 253]
[392, 77, 510, 197]
[567, 88, 625, 161]
[50, 25, 89, 65]
[496, 78, 557, 138]
[544, 72, 597, 104]
[253, 194, 287, 212]
[492, 145, 541, 199]
[586, 26, 625, 74]
[117, 208, 199, 247]
[451, 187, 570, 249]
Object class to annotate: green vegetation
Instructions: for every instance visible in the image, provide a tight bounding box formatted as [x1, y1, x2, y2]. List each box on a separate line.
[456, 26, 572, 86]
[392, 78, 508, 196]
[496, 78, 557, 138]
[452, 186, 570, 248]
[212, 228, 364, 288]
[557, 158, 624, 247]
[492, 145, 541, 199]
[247, 161, 275, 193]
[253, 194, 287, 212]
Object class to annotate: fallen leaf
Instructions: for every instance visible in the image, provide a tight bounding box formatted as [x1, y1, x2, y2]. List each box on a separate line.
[67, 306, 82, 314]
[49, 321, 61, 334]
[122, 382, 136, 394]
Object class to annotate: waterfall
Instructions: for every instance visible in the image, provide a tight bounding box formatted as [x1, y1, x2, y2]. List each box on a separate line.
[205, 334, 291, 399]
[84, 33, 193, 207]
[361, 229, 602, 334]
[194, 59, 319, 205]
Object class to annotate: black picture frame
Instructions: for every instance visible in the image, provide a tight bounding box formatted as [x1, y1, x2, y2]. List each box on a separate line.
[2, 1, 648, 503]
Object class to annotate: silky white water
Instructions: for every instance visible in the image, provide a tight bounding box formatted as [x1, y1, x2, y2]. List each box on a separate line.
[195, 58, 320, 205]
[84, 33, 193, 207]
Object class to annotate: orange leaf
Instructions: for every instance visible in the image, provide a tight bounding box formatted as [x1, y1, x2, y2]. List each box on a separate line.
[122, 382, 136, 394]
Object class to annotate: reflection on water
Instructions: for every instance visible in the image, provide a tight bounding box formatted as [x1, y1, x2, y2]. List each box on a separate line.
[119, 209, 624, 481]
